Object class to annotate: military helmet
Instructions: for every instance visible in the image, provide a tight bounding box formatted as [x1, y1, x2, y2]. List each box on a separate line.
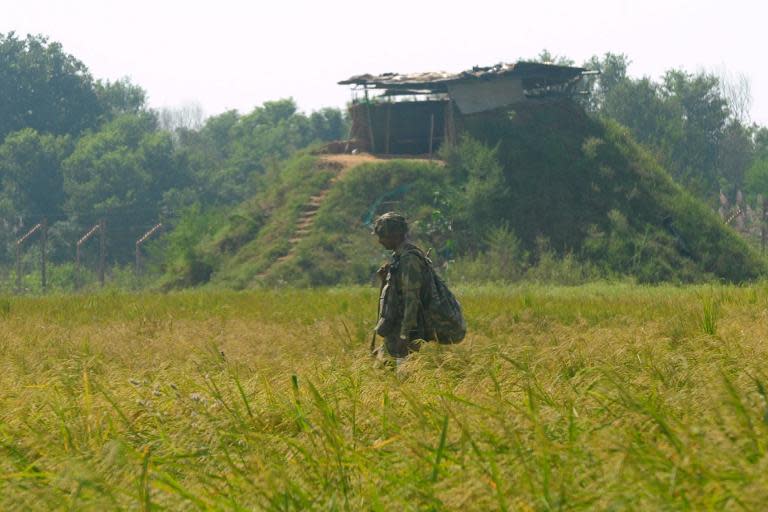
[373, 212, 408, 237]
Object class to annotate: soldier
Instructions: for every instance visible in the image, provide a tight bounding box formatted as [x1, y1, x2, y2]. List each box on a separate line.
[372, 212, 431, 364]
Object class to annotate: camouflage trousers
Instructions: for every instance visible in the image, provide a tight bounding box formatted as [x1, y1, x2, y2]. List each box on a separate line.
[384, 334, 424, 358]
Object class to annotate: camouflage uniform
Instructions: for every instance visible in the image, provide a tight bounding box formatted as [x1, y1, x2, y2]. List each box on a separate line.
[373, 213, 431, 358]
[388, 241, 431, 357]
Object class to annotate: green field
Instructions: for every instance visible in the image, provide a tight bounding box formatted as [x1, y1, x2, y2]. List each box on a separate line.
[2, 284, 768, 510]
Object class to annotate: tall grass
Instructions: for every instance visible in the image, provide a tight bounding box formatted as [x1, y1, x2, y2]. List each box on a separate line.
[699, 294, 721, 336]
[1, 283, 768, 509]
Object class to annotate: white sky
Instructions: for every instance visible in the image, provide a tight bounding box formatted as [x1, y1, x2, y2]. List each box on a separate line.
[4, 0, 768, 124]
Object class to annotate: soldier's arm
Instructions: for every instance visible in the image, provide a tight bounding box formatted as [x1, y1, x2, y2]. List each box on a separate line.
[399, 253, 426, 340]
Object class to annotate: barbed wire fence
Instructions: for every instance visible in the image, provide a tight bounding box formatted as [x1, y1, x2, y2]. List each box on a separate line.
[719, 191, 768, 253]
[4, 191, 765, 294]
[1, 211, 172, 295]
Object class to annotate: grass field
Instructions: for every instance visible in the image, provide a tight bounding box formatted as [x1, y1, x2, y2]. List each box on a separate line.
[2, 284, 768, 510]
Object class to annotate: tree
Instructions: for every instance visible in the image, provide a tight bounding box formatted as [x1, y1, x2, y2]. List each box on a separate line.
[309, 108, 347, 141]
[175, 99, 347, 206]
[583, 53, 631, 113]
[158, 102, 205, 132]
[530, 49, 575, 66]
[661, 70, 729, 195]
[443, 136, 507, 231]
[754, 127, 768, 161]
[717, 121, 754, 194]
[96, 77, 148, 118]
[62, 113, 184, 259]
[0, 128, 71, 220]
[745, 158, 768, 199]
[604, 78, 681, 145]
[718, 69, 752, 124]
[0, 32, 103, 141]
[587, 57, 732, 198]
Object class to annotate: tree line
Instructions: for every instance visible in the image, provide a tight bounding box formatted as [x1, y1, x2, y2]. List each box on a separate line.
[0, 32, 346, 274]
[579, 52, 768, 203]
[2, 33, 767, 285]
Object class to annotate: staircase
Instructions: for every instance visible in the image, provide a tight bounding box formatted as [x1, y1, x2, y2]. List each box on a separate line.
[273, 187, 331, 264]
[257, 153, 384, 277]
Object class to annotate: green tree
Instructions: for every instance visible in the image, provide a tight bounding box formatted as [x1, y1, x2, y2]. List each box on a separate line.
[0, 32, 103, 141]
[0, 128, 71, 220]
[176, 99, 346, 206]
[603, 77, 683, 158]
[661, 70, 729, 195]
[62, 113, 184, 259]
[590, 58, 732, 198]
[309, 108, 347, 141]
[745, 158, 768, 198]
[95, 77, 147, 118]
[754, 127, 768, 161]
[583, 53, 631, 113]
[717, 120, 754, 194]
[530, 49, 575, 66]
[443, 136, 507, 230]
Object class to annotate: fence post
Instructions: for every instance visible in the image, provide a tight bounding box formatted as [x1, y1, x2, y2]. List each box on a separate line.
[364, 87, 376, 153]
[385, 102, 391, 155]
[135, 223, 163, 277]
[428, 113, 435, 160]
[75, 241, 81, 288]
[15, 242, 20, 294]
[762, 195, 767, 255]
[15, 222, 43, 294]
[99, 219, 106, 288]
[41, 218, 47, 292]
[75, 222, 101, 290]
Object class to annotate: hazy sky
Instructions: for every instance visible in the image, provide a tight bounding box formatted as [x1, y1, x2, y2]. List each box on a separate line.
[5, 0, 768, 124]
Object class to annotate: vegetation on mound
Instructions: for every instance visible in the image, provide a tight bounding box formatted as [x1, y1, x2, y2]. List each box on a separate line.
[158, 154, 339, 289]
[171, 100, 765, 287]
[455, 101, 766, 282]
[2, 285, 768, 509]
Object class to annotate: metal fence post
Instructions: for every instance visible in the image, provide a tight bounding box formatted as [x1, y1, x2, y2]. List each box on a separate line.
[75, 242, 81, 287]
[135, 223, 163, 276]
[15, 242, 21, 294]
[99, 219, 106, 288]
[762, 195, 767, 255]
[75, 222, 101, 290]
[15, 222, 43, 294]
[41, 218, 47, 292]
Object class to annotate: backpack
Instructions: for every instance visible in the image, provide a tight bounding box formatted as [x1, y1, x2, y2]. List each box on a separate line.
[416, 251, 466, 344]
[375, 248, 466, 345]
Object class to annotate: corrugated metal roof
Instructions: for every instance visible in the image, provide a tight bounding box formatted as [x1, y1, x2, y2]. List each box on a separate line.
[339, 61, 586, 90]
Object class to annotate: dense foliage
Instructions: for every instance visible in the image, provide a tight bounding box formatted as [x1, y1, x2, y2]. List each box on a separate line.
[0, 32, 345, 289]
[194, 101, 763, 287]
[0, 33, 102, 140]
[454, 102, 765, 282]
[584, 53, 768, 202]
